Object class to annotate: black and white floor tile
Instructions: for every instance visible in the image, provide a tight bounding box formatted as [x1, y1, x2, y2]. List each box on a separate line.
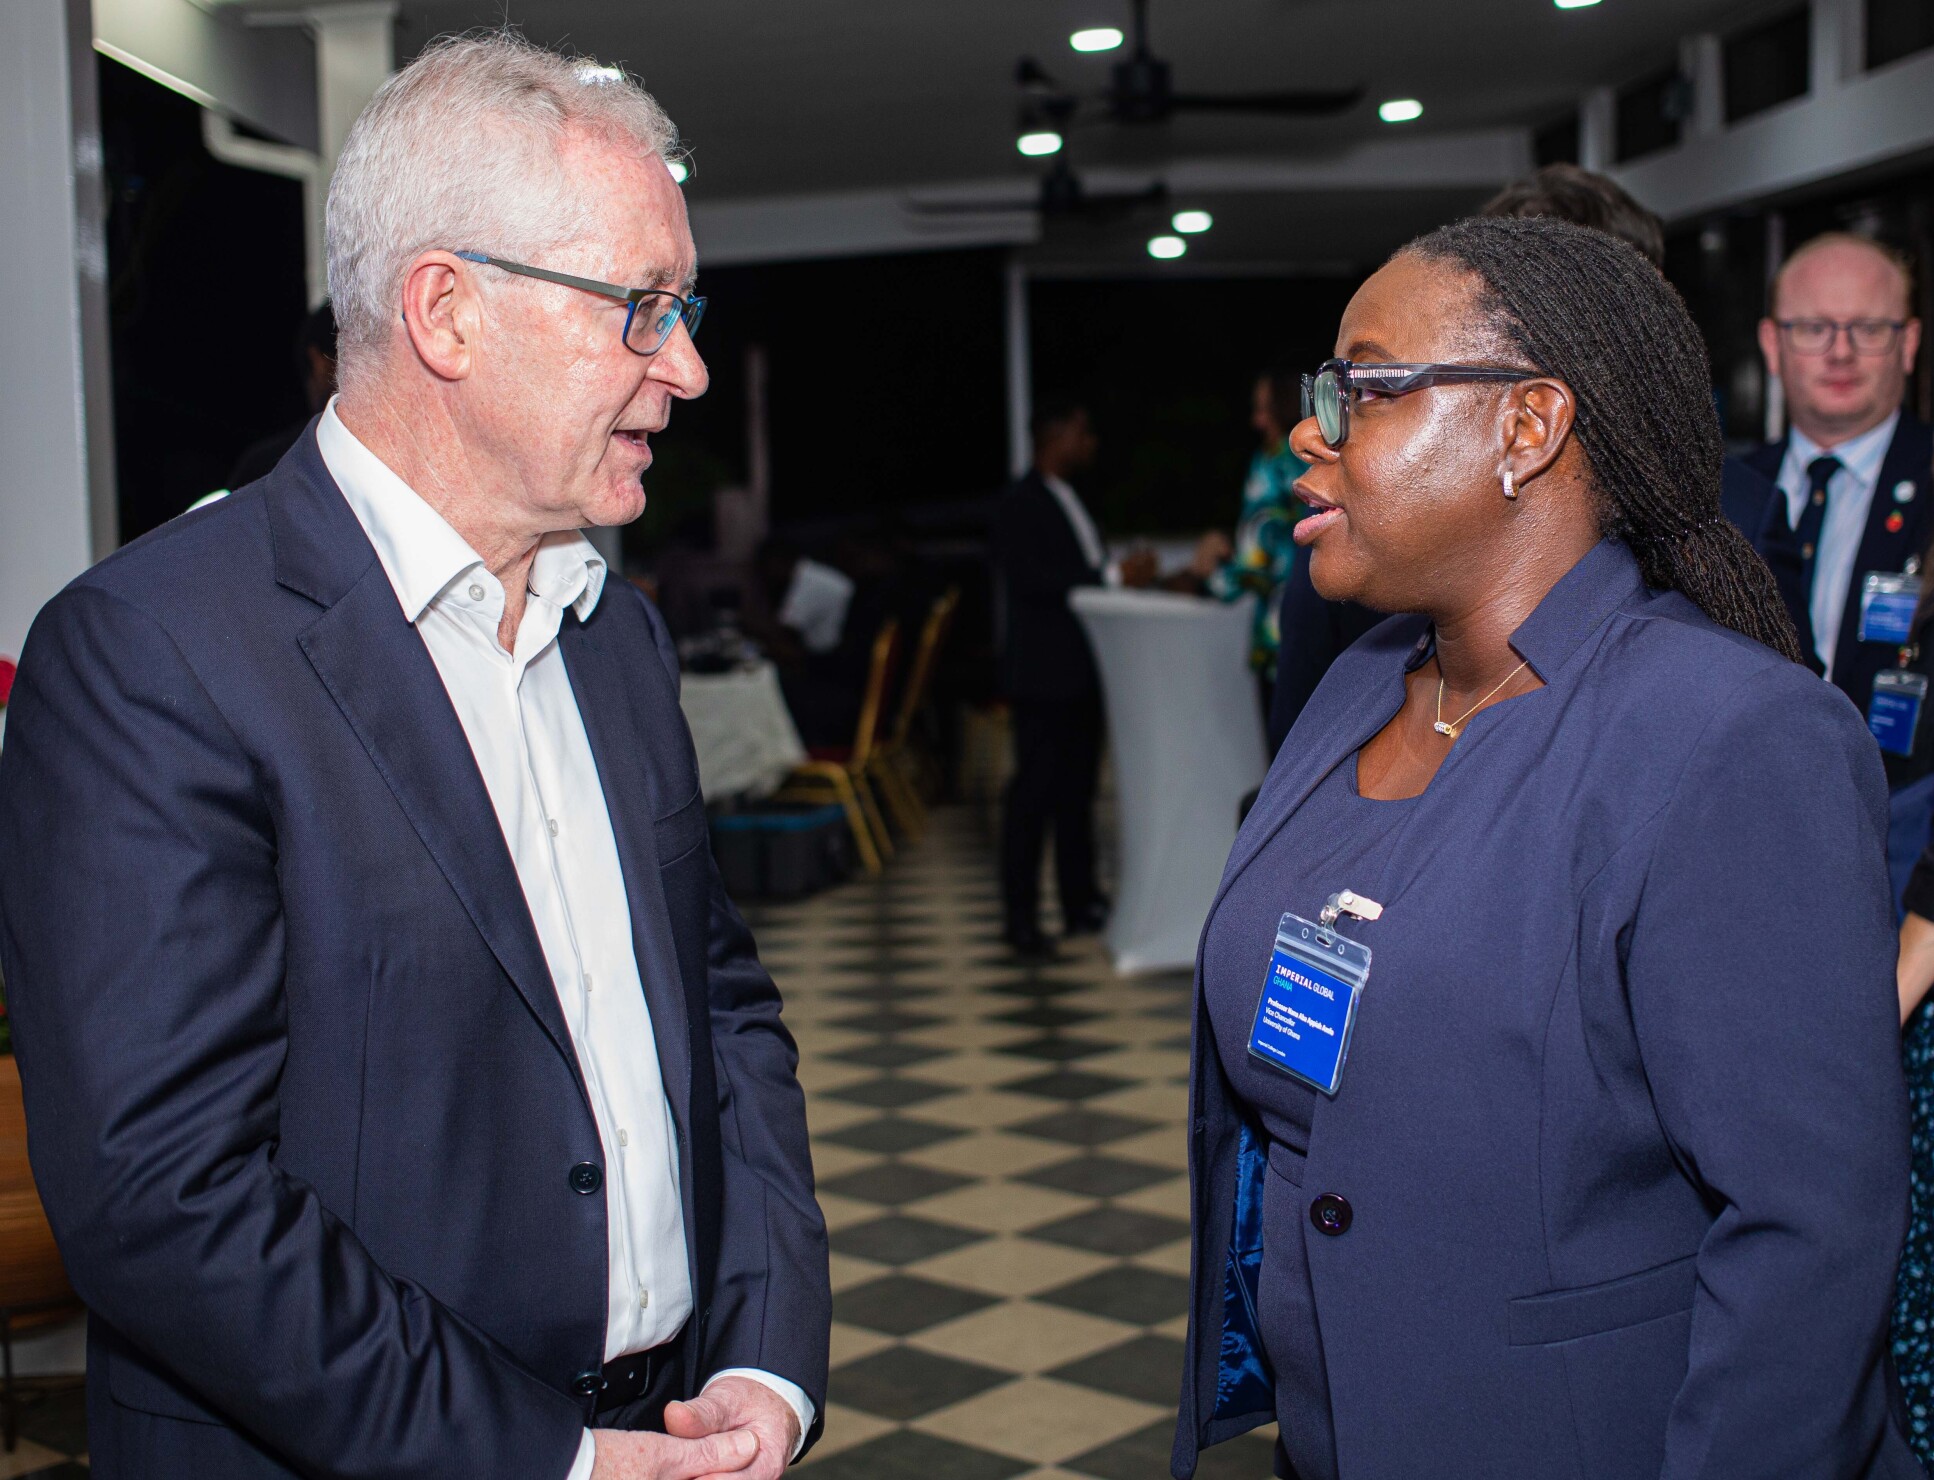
[749, 808, 1278, 1480]
[8, 808, 1276, 1479]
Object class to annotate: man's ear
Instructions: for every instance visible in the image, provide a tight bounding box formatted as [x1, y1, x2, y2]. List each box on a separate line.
[399, 252, 477, 382]
[1502, 378, 1576, 492]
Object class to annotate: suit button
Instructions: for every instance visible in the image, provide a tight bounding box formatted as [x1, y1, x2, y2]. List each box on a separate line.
[572, 1369, 607, 1398]
[1310, 1193, 1352, 1236]
[570, 1162, 603, 1195]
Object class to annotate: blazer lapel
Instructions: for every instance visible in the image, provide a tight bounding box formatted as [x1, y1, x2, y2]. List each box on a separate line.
[1207, 642, 1410, 924]
[1834, 420, 1930, 681]
[558, 602, 695, 1123]
[267, 444, 582, 1080]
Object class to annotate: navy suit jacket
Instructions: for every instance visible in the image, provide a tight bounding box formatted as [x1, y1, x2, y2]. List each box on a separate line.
[1746, 414, 1934, 723]
[1176, 541, 1915, 1479]
[0, 432, 829, 1478]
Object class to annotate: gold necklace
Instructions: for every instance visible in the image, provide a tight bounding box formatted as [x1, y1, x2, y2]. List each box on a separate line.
[1433, 659, 1530, 739]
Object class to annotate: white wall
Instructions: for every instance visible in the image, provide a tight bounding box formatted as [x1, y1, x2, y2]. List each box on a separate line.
[0, 0, 115, 667]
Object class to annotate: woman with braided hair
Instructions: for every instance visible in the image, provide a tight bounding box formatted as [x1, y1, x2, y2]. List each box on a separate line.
[1176, 215, 1917, 1480]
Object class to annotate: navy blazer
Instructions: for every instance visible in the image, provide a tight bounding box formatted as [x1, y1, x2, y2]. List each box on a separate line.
[0, 432, 830, 1479]
[1175, 542, 1915, 1480]
[1747, 414, 1934, 725]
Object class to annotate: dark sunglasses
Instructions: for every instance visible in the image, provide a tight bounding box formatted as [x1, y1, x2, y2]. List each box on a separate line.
[1300, 359, 1542, 448]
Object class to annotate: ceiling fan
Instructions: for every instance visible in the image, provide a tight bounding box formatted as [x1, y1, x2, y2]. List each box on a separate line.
[903, 152, 1169, 223]
[1020, 0, 1364, 127]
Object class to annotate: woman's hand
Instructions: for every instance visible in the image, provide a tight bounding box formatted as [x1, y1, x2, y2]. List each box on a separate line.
[1897, 910, 1934, 1025]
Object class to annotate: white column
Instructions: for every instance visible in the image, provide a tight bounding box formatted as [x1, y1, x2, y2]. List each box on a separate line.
[1003, 253, 1032, 478]
[1811, 0, 1864, 92]
[1578, 86, 1617, 172]
[0, 0, 117, 664]
[1680, 34, 1724, 139]
[308, 2, 396, 181]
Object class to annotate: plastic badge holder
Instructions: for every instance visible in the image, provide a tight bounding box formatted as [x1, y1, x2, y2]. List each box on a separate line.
[1860, 573, 1922, 646]
[1247, 902, 1373, 1097]
[1871, 668, 1929, 758]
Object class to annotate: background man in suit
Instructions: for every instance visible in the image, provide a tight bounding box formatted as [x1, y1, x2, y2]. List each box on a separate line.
[0, 33, 826, 1480]
[993, 403, 1155, 958]
[1751, 232, 1930, 905]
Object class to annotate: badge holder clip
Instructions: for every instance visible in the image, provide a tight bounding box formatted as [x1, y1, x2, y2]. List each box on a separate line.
[1249, 891, 1382, 1097]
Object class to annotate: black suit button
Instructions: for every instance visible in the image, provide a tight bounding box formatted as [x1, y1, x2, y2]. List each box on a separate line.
[570, 1162, 603, 1195]
[572, 1369, 607, 1398]
[1310, 1193, 1352, 1236]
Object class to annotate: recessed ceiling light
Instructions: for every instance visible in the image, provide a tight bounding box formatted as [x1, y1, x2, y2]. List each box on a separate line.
[1171, 209, 1213, 234]
[1554, 0, 1602, 8]
[1378, 98, 1424, 123]
[1018, 131, 1064, 156]
[1147, 235, 1187, 260]
[667, 159, 689, 184]
[1071, 27, 1124, 51]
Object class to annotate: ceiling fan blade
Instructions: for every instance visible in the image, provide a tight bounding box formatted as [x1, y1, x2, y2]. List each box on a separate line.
[1166, 87, 1364, 115]
[904, 198, 1041, 216]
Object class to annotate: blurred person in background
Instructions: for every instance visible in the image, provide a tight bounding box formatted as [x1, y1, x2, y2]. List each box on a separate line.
[1178, 214, 1912, 1480]
[1199, 365, 1308, 711]
[226, 299, 340, 490]
[0, 33, 826, 1480]
[994, 401, 1155, 958]
[1265, 164, 1778, 753]
[1750, 233, 1929, 908]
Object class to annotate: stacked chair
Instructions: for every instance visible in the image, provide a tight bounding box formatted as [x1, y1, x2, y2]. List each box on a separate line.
[773, 586, 960, 877]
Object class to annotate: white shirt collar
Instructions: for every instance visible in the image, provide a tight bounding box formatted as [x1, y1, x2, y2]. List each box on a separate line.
[316, 398, 607, 625]
[1789, 408, 1900, 489]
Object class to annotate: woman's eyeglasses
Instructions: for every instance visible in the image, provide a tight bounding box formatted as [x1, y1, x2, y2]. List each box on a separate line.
[452, 251, 707, 356]
[1300, 358, 1541, 448]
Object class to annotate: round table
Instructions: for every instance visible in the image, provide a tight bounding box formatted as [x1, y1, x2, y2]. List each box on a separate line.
[678, 661, 807, 801]
[1071, 588, 1268, 974]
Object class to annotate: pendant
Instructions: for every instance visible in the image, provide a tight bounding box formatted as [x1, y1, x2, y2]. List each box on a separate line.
[1433, 721, 1455, 737]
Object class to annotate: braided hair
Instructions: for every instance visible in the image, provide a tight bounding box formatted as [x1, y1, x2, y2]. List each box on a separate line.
[1403, 215, 1803, 663]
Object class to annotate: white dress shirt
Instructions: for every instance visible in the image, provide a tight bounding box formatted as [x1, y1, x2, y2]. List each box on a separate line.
[1043, 473, 1122, 587]
[1777, 409, 1901, 677]
[317, 404, 811, 1479]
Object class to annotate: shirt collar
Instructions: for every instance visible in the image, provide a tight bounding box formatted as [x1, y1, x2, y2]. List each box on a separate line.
[1403, 539, 1646, 683]
[1789, 408, 1900, 487]
[317, 398, 606, 625]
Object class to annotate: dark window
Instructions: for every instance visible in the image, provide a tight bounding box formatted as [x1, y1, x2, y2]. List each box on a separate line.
[1533, 114, 1580, 167]
[1616, 70, 1683, 162]
[1868, 0, 1934, 69]
[1724, 7, 1812, 122]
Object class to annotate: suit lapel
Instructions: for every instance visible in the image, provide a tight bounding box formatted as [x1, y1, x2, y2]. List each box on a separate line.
[267, 440, 583, 1080]
[1833, 420, 1931, 682]
[558, 601, 695, 1122]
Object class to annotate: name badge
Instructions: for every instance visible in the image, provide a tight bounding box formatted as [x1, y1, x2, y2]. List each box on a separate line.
[1860, 573, 1922, 645]
[1249, 897, 1376, 1097]
[1870, 669, 1929, 758]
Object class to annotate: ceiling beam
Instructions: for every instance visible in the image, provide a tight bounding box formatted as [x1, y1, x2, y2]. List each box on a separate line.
[693, 126, 1530, 267]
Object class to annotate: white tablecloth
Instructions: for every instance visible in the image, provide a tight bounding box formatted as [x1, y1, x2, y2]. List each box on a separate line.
[679, 661, 807, 801]
[1072, 588, 1268, 975]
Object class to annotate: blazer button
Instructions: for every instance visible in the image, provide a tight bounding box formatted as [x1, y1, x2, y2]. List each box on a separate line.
[572, 1369, 607, 1398]
[1309, 1193, 1352, 1236]
[570, 1162, 603, 1195]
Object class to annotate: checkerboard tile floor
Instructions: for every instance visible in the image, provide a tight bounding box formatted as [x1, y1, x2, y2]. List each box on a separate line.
[749, 808, 1279, 1480]
[10, 807, 1276, 1478]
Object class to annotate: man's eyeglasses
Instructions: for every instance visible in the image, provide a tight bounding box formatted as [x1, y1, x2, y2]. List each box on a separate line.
[452, 251, 706, 356]
[1773, 318, 1908, 356]
[1300, 358, 1541, 449]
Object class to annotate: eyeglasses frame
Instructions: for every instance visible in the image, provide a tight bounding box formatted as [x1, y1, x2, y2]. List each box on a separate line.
[451, 250, 707, 356]
[1772, 317, 1910, 357]
[1300, 358, 1544, 448]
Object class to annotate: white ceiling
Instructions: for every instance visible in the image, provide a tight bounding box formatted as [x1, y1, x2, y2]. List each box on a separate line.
[259, 0, 1809, 270]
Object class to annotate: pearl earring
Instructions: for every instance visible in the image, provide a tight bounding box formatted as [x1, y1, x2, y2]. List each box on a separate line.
[1503, 468, 1517, 500]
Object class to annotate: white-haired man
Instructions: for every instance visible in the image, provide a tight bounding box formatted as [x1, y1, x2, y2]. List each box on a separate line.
[0, 33, 827, 1480]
